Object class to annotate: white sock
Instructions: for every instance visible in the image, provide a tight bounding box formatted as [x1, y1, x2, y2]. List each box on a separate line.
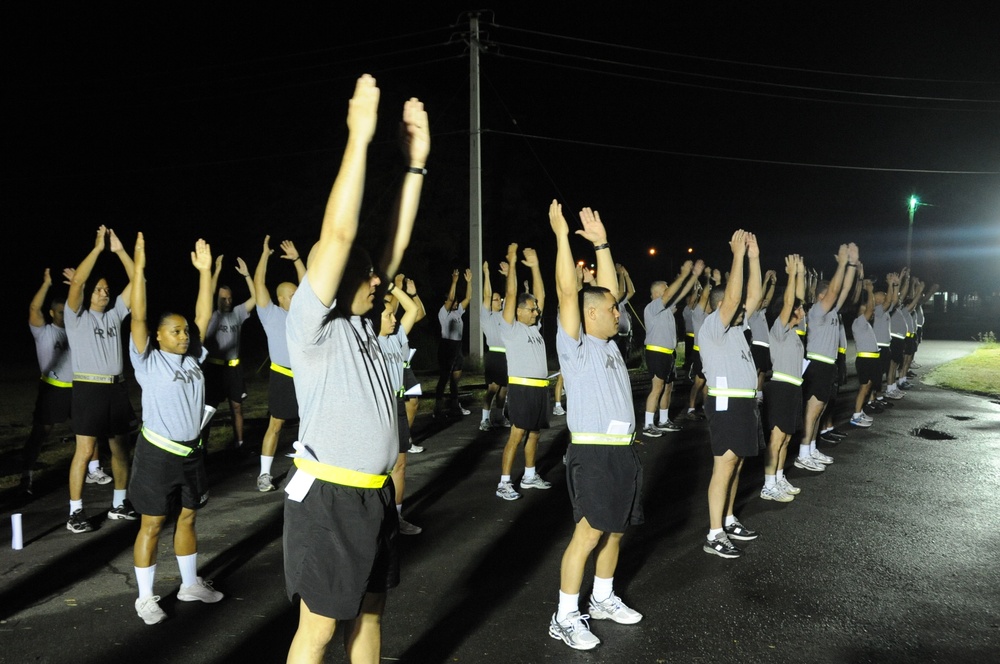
[70, 500, 83, 515]
[644, 411, 654, 427]
[820, 427, 832, 434]
[898, 378, 905, 386]
[396, 504, 403, 515]
[724, 514, 737, 527]
[776, 469, 785, 482]
[659, 409, 669, 423]
[764, 474, 776, 488]
[260, 455, 274, 476]
[482, 409, 490, 421]
[854, 412, 863, 419]
[524, 467, 537, 480]
[592, 576, 614, 602]
[500, 475, 511, 484]
[557, 591, 580, 622]
[708, 528, 724, 540]
[176, 553, 198, 588]
[88, 460, 99, 473]
[688, 407, 696, 414]
[113, 490, 126, 508]
[799, 444, 810, 459]
[809, 441, 817, 455]
[134, 564, 156, 599]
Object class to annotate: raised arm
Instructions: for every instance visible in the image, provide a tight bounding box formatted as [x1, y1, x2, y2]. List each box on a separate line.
[280, 240, 306, 283]
[760, 270, 777, 311]
[521, 248, 545, 312]
[482, 261, 493, 308]
[192, 240, 213, 341]
[211, 255, 223, 299]
[459, 268, 472, 311]
[660, 261, 694, 307]
[234, 258, 256, 313]
[620, 264, 636, 303]
[859, 279, 875, 321]
[254, 235, 274, 308]
[817, 244, 850, 313]
[68, 226, 107, 313]
[503, 244, 519, 324]
[550, 201, 581, 338]
[778, 254, 798, 327]
[309, 74, 380, 307]
[379, 98, 430, 277]
[109, 228, 136, 305]
[391, 278, 422, 334]
[834, 246, 859, 312]
[718, 230, 748, 328]
[29, 269, 53, 327]
[577, 208, 616, 296]
[744, 233, 762, 314]
[906, 279, 925, 312]
[130, 233, 149, 353]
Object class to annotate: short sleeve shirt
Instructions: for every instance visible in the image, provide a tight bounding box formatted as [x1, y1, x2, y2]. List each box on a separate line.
[698, 311, 757, 390]
[643, 299, 677, 349]
[65, 295, 129, 375]
[205, 307, 251, 360]
[480, 308, 506, 348]
[258, 301, 291, 367]
[500, 318, 547, 379]
[31, 323, 72, 381]
[556, 321, 634, 434]
[768, 318, 803, 379]
[439, 305, 465, 341]
[130, 339, 207, 442]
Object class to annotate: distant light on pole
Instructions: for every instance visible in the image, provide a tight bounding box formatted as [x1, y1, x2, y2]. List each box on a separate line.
[906, 195, 921, 271]
[648, 248, 657, 256]
[687, 247, 694, 254]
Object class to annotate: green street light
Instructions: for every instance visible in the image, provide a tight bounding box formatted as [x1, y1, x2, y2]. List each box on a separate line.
[906, 195, 921, 271]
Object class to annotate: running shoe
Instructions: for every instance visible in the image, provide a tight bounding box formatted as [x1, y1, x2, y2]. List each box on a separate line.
[826, 428, 848, 439]
[704, 534, 741, 558]
[496, 481, 521, 501]
[177, 577, 224, 603]
[407, 443, 424, 454]
[588, 594, 643, 624]
[724, 519, 758, 541]
[684, 409, 706, 421]
[66, 508, 93, 534]
[655, 420, 683, 432]
[520, 474, 552, 490]
[86, 467, 113, 485]
[552, 403, 566, 416]
[777, 476, 801, 495]
[794, 456, 825, 472]
[549, 611, 600, 650]
[884, 387, 904, 400]
[135, 596, 166, 625]
[256, 473, 276, 492]
[108, 500, 137, 521]
[398, 516, 422, 535]
[760, 485, 794, 502]
[479, 420, 492, 432]
[457, 404, 471, 415]
[811, 449, 834, 465]
[850, 414, 873, 428]
[819, 432, 841, 444]
[641, 425, 663, 438]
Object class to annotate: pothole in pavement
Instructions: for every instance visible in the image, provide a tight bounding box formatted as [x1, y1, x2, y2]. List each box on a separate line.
[946, 415, 974, 421]
[910, 427, 956, 440]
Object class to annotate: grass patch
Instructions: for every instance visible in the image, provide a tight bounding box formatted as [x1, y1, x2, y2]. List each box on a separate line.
[924, 344, 1000, 397]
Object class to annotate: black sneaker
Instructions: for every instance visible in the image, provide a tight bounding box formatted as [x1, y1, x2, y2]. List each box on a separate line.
[67, 509, 94, 533]
[724, 519, 759, 541]
[704, 534, 741, 558]
[826, 428, 848, 439]
[819, 432, 840, 444]
[863, 402, 884, 416]
[108, 500, 138, 521]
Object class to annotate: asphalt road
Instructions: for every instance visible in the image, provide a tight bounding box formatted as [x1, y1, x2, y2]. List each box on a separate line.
[1, 340, 998, 664]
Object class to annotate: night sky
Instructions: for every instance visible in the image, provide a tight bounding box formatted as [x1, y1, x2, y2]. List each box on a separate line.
[7, 4, 999, 360]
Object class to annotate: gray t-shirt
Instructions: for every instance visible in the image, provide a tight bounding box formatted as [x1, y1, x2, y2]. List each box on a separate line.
[872, 304, 891, 346]
[682, 305, 694, 335]
[205, 307, 250, 360]
[500, 318, 547, 379]
[749, 309, 770, 346]
[805, 303, 840, 359]
[65, 295, 129, 376]
[617, 301, 632, 335]
[130, 339, 207, 442]
[288, 275, 396, 474]
[915, 304, 925, 328]
[699, 311, 757, 390]
[480, 308, 506, 348]
[31, 323, 72, 381]
[377, 327, 409, 393]
[439, 305, 465, 341]
[768, 318, 803, 379]
[643, 299, 677, 349]
[852, 315, 878, 353]
[692, 306, 708, 346]
[258, 301, 291, 367]
[556, 321, 634, 434]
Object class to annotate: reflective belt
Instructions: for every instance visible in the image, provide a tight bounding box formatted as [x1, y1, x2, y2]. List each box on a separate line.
[294, 457, 388, 489]
[488, 346, 507, 353]
[571, 432, 635, 446]
[838, 347, 846, 354]
[509, 376, 550, 387]
[73, 372, 123, 384]
[692, 345, 700, 351]
[707, 387, 757, 398]
[686, 332, 695, 337]
[906, 332, 916, 338]
[796, 329, 806, 337]
[877, 342, 890, 348]
[645, 345, 674, 354]
[771, 371, 803, 386]
[270, 362, 293, 377]
[890, 332, 905, 339]
[403, 361, 411, 368]
[806, 352, 836, 365]
[208, 357, 240, 367]
[857, 352, 881, 359]
[142, 426, 201, 457]
[396, 387, 405, 397]
[752, 340, 770, 347]
[42, 375, 72, 388]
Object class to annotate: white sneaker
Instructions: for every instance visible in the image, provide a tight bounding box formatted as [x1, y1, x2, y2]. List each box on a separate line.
[588, 593, 643, 624]
[496, 481, 521, 501]
[458, 404, 471, 415]
[553, 403, 566, 416]
[135, 595, 166, 625]
[176, 577, 224, 603]
[479, 420, 492, 432]
[794, 456, 825, 472]
[549, 611, 601, 650]
[86, 467, 112, 485]
[850, 414, 873, 428]
[861, 412, 874, 422]
[398, 516, 422, 535]
[885, 386, 904, 400]
[777, 476, 801, 495]
[256, 473, 276, 492]
[520, 474, 552, 490]
[811, 449, 834, 465]
[407, 443, 424, 454]
[760, 484, 794, 502]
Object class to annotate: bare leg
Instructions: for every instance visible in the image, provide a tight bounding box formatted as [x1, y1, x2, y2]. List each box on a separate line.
[343, 592, 386, 664]
[645, 376, 664, 418]
[724, 458, 745, 518]
[593, 532, 623, 580]
[69, 435, 97, 501]
[501, 426, 527, 476]
[262, 416, 285, 458]
[174, 507, 197, 556]
[560, 517, 603, 594]
[708, 451, 739, 530]
[134, 514, 166, 567]
[523, 431, 541, 468]
[287, 599, 336, 664]
[230, 400, 244, 444]
[108, 433, 130, 491]
[391, 452, 406, 506]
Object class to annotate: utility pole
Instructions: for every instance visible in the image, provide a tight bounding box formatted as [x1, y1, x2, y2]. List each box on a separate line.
[467, 12, 484, 364]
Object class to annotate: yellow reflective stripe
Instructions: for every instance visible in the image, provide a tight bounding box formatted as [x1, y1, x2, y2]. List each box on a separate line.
[571, 432, 634, 446]
[806, 352, 836, 365]
[142, 426, 199, 457]
[906, 333, 915, 338]
[294, 458, 388, 489]
[73, 372, 122, 384]
[796, 329, 806, 336]
[686, 332, 695, 337]
[838, 347, 847, 354]
[509, 376, 550, 387]
[488, 346, 507, 353]
[41, 375, 72, 388]
[707, 387, 757, 398]
[208, 357, 240, 366]
[857, 351, 881, 358]
[403, 361, 411, 368]
[771, 371, 803, 386]
[645, 345, 675, 354]
[270, 362, 293, 377]
[692, 345, 700, 351]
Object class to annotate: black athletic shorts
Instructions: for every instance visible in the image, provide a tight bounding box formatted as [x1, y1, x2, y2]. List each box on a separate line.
[565, 443, 644, 533]
[904, 337, 917, 355]
[751, 344, 773, 373]
[268, 369, 299, 421]
[395, 398, 411, 453]
[763, 380, 803, 436]
[689, 348, 704, 379]
[506, 383, 549, 431]
[644, 348, 676, 383]
[856, 356, 881, 388]
[402, 366, 420, 401]
[879, 346, 892, 375]
[889, 337, 905, 365]
[284, 476, 399, 620]
[72, 380, 133, 438]
[802, 360, 837, 403]
[204, 361, 246, 404]
[437, 339, 463, 374]
[484, 350, 509, 387]
[128, 433, 208, 516]
[706, 396, 763, 458]
[33, 381, 72, 426]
